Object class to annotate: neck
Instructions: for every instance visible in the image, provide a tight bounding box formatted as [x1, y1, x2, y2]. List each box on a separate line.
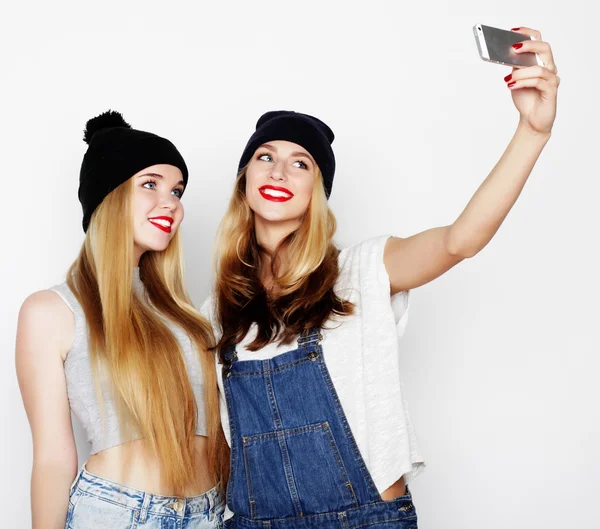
[254, 217, 300, 291]
[132, 266, 145, 296]
[254, 216, 300, 253]
[133, 244, 145, 267]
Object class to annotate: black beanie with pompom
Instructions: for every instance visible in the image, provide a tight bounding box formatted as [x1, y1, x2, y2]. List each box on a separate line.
[78, 110, 188, 232]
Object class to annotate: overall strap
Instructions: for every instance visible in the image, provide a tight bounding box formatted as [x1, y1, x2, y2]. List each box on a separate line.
[221, 344, 238, 379]
[222, 344, 238, 365]
[297, 327, 323, 347]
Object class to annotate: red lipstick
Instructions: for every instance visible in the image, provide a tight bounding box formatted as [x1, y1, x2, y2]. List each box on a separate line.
[148, 216, 174, 233]
[259, 185, 294, 202]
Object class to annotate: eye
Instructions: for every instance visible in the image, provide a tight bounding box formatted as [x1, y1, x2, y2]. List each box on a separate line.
[258, 153, 273, 162]
[172, 188, 183, 198]
[293, 160, 308, 169]
[143, 180, 157, 190]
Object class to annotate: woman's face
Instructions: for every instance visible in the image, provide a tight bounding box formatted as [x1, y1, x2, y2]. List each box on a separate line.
[132, 164, 185, 263]
[245, 140, 317, 228]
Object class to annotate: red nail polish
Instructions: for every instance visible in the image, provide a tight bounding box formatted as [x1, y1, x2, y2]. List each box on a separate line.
[511, 27, 521, 31]
[512, 43, 523, 50]
[508, 81, 516, 88]
[504, 74, 512, 82]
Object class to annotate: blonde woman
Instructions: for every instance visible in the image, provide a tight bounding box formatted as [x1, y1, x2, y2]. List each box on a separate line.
[16, 111, 225, 529]
[202, 28, 559, 529]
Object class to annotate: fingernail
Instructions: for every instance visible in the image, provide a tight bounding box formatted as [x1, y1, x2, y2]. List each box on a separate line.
[512, 43, 523, 50]
[511, 27, 521, 31]
[508, 81, 517, 88]
[504, 74, 512, 82]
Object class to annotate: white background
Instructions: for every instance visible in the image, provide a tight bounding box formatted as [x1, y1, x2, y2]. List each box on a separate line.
[2, 1, 598, 528]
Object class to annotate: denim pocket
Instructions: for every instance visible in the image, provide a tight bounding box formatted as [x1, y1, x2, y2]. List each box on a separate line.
[66, 492, 136, 529]
[359, 520, 418, 529]
[65, 488, 82, 528]
[242, 421, 357, 519]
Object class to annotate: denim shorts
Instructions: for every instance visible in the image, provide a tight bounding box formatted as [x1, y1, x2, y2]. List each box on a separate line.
[66, 467, 225, 528]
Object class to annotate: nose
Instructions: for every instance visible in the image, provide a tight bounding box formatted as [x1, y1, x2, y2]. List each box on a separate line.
[159, 192, 178, 212]
[269, 160, 287, 182]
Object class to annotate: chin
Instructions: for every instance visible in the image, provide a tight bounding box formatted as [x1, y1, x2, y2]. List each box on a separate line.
[138, 239, 172, 254]
[258, 213, 291, 223]
[254, 207, 302, 224]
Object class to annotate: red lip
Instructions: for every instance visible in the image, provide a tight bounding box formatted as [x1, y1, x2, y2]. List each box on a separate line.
[148, 216, 174, 234]
[259, 185, 294, 202]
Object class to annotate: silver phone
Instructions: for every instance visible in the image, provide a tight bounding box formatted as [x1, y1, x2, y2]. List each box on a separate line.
[473, 24, 542, 68]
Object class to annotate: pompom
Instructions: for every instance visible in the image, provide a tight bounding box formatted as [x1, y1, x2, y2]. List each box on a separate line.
[83, 110, 131, 144]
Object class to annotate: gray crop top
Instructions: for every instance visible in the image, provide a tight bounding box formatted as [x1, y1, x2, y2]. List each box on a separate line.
[50, 269, 207, 454]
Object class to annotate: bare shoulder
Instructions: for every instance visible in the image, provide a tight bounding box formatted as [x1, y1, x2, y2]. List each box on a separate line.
[16, 291, 79, 468]
[17, 290, 75, 361]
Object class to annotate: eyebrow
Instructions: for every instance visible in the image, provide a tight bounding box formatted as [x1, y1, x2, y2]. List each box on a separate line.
[260, 144, 315, 165]
[260, 144, 276, 152]
[291, 151, 315, 165]
[138, 172, 184, 186]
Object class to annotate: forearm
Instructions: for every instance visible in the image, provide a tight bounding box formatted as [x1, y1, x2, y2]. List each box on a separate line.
[446, 122, 551, 257]
[31, 462, 76, 529]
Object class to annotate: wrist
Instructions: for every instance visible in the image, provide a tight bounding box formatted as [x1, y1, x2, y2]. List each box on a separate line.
[516, 119, 552, 142]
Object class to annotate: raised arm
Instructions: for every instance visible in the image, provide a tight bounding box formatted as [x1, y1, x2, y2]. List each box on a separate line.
[16, 291, 78, 529]
[385, 27, 559, 294]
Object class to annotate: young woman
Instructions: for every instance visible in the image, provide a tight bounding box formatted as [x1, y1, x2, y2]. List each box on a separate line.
[16, 111, 225, 529]
[202, 28, 559, 528]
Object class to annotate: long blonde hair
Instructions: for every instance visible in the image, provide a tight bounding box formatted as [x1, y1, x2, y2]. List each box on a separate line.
[67, 178, 224, 495]
[214, 167, 353, 358]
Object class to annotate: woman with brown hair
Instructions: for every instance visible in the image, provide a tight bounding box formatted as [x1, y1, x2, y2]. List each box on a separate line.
[202, 28, 559, 529]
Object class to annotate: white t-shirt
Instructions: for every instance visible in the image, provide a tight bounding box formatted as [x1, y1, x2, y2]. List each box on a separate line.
[201, 235, 425, 498]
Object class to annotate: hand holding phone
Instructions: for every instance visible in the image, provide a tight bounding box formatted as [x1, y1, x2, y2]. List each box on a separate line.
[472, 25, 560, 136]
[473, 24, 543, 68]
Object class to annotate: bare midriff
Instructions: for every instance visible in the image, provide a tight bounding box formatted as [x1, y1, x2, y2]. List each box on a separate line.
[380, 476, 407, 500]
[85, 435, 214, 497]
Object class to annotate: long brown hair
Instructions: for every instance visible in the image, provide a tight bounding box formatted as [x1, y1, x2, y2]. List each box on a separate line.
[214, 167, 353, 361]
[67, 178, 226, 495]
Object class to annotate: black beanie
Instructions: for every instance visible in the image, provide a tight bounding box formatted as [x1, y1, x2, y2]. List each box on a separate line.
[238, 110, 336, 198]
[79, 110, 189, 232]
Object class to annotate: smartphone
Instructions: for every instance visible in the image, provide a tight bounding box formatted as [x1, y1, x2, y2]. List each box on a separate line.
[473, 24, 542, 68]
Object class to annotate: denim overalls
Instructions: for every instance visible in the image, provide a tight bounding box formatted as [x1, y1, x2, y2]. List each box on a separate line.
[221, 328, 418, 529]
